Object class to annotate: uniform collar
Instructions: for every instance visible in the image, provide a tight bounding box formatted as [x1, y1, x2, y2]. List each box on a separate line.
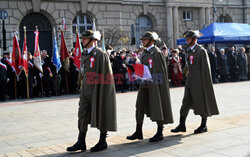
[146, 45, 154, 51]
[87, 46, 95, 54]
[190, 43, 197, 50]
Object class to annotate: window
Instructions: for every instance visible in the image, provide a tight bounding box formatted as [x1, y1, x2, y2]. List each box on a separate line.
[183, 11, 192, 20]
[217, 15, 232, 23]
[72, 14, 93, 34]
[135, 16, 153, 47]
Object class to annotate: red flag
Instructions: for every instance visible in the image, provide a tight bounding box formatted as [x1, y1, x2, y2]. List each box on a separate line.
[33, 30, 43, 72]
[133, 63, 152, 81]
[12, 33, 22, 77]
[60, 29, 69, 71]
[21, 30, 29, 76]
[73, 33, 81, 70]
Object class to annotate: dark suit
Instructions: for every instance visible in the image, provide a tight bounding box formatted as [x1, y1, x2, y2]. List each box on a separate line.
[0, 61, 7, 101]
[228, 51, 239, 81]
[218, 54, 229, 82]
[208, 51, 218, 83]
[42, 56, 53, 96]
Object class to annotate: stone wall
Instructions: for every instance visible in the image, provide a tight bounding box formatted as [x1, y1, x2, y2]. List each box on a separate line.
[0, 0, 250, 54]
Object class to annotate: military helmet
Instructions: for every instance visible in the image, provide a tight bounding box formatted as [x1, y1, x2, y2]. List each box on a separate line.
[140, 31, 159, 41]
[80, 30, 101, 41]
[183, 30, 203, 38]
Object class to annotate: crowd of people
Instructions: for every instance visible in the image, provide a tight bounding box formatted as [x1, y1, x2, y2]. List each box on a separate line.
[0, 43, 250, 101]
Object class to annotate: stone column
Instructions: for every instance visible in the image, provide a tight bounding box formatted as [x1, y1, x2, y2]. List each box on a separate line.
[173, 6, 179, 47]
[167, 6, 173, 48]
[199, 7, 206, 29]
[205, 7, 211, 26]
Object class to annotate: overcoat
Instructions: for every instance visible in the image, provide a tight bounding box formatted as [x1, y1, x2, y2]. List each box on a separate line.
[136, 46, 174, 124]
[186, 44, 219, 116]
[78, 47, 117, 131]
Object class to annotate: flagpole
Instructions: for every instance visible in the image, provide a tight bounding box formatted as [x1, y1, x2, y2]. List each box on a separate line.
[53, 27, 58, 94]
[13, 32, 17, 99]
[24, 26, 29, 99]
[36, 25, 44, 97]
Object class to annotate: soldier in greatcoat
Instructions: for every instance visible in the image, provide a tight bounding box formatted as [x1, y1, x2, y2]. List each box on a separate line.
[67, 30, 117, 152]
[171, 30, 219, 134]
[127, 31, 173, 142]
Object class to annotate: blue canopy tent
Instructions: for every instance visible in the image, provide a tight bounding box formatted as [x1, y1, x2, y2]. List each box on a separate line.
[177, 23, 250, 45]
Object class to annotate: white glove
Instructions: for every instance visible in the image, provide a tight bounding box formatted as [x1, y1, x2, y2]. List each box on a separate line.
[39, 73, 43, 78]
[7, 78, 10, 82]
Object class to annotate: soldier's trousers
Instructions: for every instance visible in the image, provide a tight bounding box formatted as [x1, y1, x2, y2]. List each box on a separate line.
[180, 86, 192, 118]
[78, 89, 106, 133]
[136, 86, 163, 125]
[78, 93, 92, 133]
[180, 86, 207, 118]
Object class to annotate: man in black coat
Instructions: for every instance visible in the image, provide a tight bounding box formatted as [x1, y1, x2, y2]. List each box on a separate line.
[27, 52, 35, 98]
[1, 52, 15, 99]
[69, 51, 78, 94]
[228, 46, 239, 81]
[0, 56, 8, 101]
[208, 47, 218, 83]
[218, 48, 229, 82]
[42, 50, 53, 97]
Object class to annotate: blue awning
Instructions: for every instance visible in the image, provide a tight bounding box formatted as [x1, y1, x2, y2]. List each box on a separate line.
[177, 23, 250, 45]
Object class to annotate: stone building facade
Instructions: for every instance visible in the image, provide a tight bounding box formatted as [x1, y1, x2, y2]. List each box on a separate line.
[0, 0, 249, 55]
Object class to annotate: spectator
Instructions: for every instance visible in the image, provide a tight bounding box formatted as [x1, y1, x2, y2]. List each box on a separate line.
[218, 48, 229, 82]
[237, 47, 248, 80]
[228, 46, 239, 81]
[208, 46, 218, 83]
[169, 49, 183, 87]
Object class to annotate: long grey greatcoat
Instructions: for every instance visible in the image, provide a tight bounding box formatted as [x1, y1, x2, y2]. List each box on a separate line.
[186, 44, 219, 116]
[136, 46, 174, 124]
[78, 47, 117, 131]
[237, 52, 248, 80]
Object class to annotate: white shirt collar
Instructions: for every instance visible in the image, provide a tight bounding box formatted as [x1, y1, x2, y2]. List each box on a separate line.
[146, 45, 154, 51]
[87, 46, 95, 54]
[190, 43, 197, 50]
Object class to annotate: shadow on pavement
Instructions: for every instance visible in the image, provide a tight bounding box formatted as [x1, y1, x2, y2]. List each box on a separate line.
[39, 134, 193, 157]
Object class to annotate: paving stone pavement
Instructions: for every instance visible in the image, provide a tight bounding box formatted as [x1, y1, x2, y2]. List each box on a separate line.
[0, 81, 250, 157]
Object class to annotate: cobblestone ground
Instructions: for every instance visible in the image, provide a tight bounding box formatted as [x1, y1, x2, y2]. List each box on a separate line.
[0, 81, 250, 157]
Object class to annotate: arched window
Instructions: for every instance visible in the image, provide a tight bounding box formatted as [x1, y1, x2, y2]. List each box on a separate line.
[217, 15, 232, 23]
[72, 14, 93, 34]
[135, 16, 153, 47]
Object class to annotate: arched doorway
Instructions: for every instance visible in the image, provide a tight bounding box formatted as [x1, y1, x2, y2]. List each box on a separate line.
[19, 12, 53, 55]
[135, 16, 153, 47]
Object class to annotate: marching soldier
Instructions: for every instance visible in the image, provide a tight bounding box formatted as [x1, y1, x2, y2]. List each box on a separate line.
[127, 31, 173, 142]
[171, 30, 219, 134]
[67, 30, 117, 152]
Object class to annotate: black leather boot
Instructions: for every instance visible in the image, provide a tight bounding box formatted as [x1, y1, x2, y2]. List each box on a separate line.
[149, 123, 163, 142]
[67, 132, 86, 152]
[171, 116, 186, 133]
[194, 117, 207, 134]
[90, 132, 108, 152]
[127, 123, 143, 140]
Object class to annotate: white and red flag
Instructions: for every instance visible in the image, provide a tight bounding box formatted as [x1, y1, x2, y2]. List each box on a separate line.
[62, 18, 67, 31]
[73, 33, 82, 70]
[33, 29, 43, 73]
[133, 63, 152, 81]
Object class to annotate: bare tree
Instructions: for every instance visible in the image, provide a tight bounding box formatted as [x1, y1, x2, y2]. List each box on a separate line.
[104, 27, 129, 48]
